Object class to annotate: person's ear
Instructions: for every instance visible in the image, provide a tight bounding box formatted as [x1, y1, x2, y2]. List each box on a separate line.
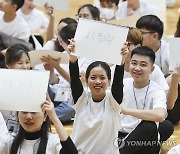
[150, 65, 155, 73]
[12, 4, 17, 12]
[136, 44, 141, 48]
[153, 32, 159, 40]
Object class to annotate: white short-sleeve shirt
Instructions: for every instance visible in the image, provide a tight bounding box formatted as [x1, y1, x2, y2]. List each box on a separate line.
[0, 14, 30, 42]
[17, 8, 49, 34]
[120, 78, 167, 134]
[155, 40, 170, 75]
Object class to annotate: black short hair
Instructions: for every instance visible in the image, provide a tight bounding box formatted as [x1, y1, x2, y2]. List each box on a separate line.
[78, 4, 100, 21]
[131, 46, 155, 64]
[136, 15, 164, 40]
[11, 0, 24, 11]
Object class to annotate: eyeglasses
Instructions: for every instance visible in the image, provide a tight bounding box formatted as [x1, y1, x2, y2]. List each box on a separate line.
[140, 30, 156, 35]
[76, 13, 90, 19]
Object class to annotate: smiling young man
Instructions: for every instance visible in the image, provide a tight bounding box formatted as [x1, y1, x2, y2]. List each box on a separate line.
[119, 46, 167, 154]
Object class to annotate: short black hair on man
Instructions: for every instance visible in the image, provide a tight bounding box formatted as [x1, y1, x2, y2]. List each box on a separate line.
[131, 46, 156, 64]
[136, 15, 164, 40]
[11, 0, 24, 11]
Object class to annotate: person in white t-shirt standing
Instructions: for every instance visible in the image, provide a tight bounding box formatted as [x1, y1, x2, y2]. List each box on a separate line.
[0, 0, 30, 42]
[119, 46, 167, 154]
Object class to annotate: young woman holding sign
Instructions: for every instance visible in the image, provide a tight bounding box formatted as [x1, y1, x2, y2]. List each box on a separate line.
[0, 44, 78, 154]
[66, 40, 128, 154]
[0, 95, 78, 154]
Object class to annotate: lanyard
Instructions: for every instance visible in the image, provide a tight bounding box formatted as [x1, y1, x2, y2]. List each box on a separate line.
[133, 81, 150, 109]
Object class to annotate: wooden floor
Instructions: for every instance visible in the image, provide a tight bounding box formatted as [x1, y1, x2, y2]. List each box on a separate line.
[48, 0, 180, 153]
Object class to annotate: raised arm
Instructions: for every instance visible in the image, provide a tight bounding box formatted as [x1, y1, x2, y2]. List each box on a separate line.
[69, 57, 84, 104]
[166, 64, 180, 109]
[42, 95, 78, 154]
[111, 47, 128, 104]
[41, 55, 70, 83]
[67, 39, 84, 103]
[44, 3, 55, 41]
[111, 65, 124, 104]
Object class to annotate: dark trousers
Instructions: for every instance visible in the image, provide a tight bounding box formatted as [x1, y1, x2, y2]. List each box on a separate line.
[119, 121, 158, 154]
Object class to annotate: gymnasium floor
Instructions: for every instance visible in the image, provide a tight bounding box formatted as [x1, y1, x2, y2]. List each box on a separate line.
[48, 0, 180, 153]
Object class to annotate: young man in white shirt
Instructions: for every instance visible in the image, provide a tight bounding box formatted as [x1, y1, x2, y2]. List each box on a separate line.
[119, 46, 167, 154]
[0, 0, 30, 42]
[136, 15, 180, 125]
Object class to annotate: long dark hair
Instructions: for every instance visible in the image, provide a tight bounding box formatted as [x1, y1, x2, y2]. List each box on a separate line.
[10, 117, 51, 154]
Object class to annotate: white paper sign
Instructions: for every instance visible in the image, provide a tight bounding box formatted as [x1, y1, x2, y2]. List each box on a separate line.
[34, 0, 69, 11]
[108, 13, 141, 27]
[168, 38, 180, 71]
[0, 69, 50, 112]
[29, 50, 69, 67]
[74, 18, 129, 65]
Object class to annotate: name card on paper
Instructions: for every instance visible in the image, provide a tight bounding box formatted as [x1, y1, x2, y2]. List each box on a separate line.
[29, 50, 69, 67]
[73, 18, 129, 65]
[168, 37, 180, 71]
[0, 69, 50, 112]
[34, 0, 69, 11]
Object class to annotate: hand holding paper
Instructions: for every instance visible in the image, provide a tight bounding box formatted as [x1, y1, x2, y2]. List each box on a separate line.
[29, 50, 69, 67]
[73, 18, 129, 65]
[121, 45, 129, 65]
[41, 55, 61, 69]
[67, 39, 78, 63]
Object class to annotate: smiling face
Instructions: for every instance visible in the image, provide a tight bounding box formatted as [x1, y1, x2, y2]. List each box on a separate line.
[87, 66, 110, 101]
[7, 53, 31, 70]
[21, 0, 35, 14]
[129, 54, 154, 88]
[18, 111, 46, 133]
